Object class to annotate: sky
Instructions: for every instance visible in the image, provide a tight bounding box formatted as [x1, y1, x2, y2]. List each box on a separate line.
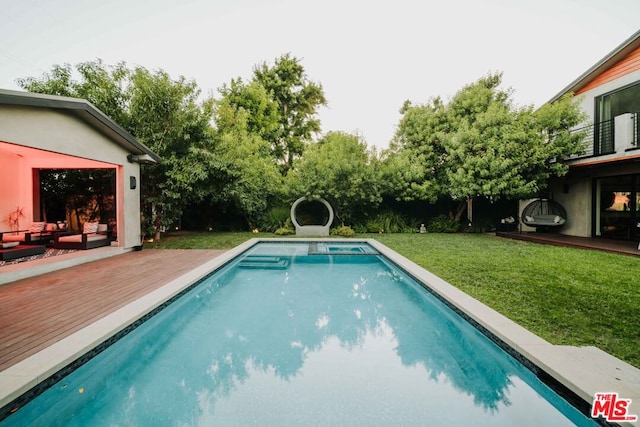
[1, 0, 639, 149]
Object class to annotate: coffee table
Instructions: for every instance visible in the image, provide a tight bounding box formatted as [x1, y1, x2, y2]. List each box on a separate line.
[0, 244, 46, 261]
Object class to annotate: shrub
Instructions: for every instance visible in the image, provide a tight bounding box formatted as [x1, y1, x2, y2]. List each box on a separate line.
[365, 219, 384, 233]
[274, 218, 295, 235]
[366, 211, 409, 233]
[426, 214, 461, 233]
[330, 225, 356, 237]
[353, 223, 368, 234]
[260, 206, 291, 232]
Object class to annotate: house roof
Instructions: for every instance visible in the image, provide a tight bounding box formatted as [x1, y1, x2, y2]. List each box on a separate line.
[0, 89, 161, 163]
[548, 29, 640, 104]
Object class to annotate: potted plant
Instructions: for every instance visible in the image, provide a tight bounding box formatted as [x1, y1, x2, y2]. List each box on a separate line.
[6, 207, 25, 233]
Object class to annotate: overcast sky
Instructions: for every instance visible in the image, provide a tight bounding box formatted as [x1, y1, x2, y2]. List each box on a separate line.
[1, 0, 639, 148]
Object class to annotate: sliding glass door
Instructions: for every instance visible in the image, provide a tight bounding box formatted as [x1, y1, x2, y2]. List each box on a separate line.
[595, 175, 638, 240]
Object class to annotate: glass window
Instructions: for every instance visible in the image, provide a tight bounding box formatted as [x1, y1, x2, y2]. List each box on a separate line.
[597, 175, 633, 239]
[596, 82, 640, 122]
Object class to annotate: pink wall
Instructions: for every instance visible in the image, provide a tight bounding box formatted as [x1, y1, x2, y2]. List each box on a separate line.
[0, 141, 118, 231]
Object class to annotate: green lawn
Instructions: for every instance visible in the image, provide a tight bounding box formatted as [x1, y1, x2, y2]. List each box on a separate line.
[146, 231, 640, 368]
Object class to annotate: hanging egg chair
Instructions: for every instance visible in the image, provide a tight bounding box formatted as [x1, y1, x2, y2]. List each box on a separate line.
[521, 199, 567, 228]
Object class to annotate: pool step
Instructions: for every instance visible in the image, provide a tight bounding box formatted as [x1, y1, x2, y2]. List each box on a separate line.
[238, 255, 289, 269]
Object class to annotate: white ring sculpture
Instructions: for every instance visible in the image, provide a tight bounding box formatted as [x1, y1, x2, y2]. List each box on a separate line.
[290, 197, 334, 236]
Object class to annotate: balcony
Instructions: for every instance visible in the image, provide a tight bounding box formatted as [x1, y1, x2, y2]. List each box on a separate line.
[565, 112, 639, 161]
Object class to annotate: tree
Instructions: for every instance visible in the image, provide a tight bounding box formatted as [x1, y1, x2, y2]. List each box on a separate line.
[17, 60, 131, 126]
[386, 72, 587, 222]
[208, 98, 283, 228]
[252, 54, 327, 170]
[287, 131, 381, 225]
[127, 67, 216, 239]
[380, 98, 450, 203]
[216, 78, 280, 143]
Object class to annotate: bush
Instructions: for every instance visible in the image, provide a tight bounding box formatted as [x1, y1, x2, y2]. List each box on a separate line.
[426, 214, 461, 233]
[330, 225, 356, 237]
[274, 218, 295, 235]
[365, 219, 384, 233]
[353, 223, 368, 234]
[260, 206, 291, 232]
[366, 211, 410, 233]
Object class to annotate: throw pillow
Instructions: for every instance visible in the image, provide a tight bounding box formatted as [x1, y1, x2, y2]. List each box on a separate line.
[83, 222, 99, 234]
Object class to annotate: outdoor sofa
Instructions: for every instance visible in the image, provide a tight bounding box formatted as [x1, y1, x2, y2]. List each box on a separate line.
[0, 222, 64, 245]
[53, 223, 112, 250]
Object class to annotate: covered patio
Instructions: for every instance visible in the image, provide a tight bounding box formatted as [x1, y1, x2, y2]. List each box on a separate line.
[0, 89, 160, 252]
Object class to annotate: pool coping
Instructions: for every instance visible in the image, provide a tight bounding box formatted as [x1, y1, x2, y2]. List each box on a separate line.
[1, 238, 639, 426]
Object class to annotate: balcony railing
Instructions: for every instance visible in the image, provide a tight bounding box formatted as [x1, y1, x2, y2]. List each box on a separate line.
[565, 113, 639, 161]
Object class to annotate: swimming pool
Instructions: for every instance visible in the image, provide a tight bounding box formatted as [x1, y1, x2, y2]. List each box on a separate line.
[0, 240, 599, 425]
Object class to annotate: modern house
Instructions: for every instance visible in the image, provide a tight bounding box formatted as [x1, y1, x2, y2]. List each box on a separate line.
[0, 89, 160, 250]
[538, 29, 640, 243]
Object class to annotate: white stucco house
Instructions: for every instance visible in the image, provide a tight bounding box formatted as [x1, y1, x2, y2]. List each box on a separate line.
[0, 89, 160, 251]
[527, 29, 640, 243]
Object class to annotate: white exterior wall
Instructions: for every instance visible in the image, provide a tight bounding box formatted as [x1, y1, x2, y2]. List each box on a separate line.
[0, 105, 142, 249]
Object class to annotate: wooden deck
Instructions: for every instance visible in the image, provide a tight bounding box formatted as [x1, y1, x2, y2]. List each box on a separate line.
[496, 231, 640, 257]
[0, 249, 225, 372]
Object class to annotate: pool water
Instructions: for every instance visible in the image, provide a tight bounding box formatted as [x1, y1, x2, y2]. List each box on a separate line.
[1, 242, 597, 426]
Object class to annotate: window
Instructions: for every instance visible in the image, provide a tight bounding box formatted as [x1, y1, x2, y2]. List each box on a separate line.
[595, 82, 640, 154]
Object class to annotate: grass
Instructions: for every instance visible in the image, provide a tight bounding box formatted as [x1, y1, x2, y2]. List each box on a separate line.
[146, 231, 640, 368]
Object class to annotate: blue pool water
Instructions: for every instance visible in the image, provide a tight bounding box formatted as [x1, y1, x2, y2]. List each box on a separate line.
[1, 242, 597, 426]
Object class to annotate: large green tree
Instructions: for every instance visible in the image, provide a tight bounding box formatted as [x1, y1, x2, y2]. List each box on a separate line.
[385, 72, 587, 222]
[287, 131, 381, 225]
[17, 60, 131, 127]
[126, 67, 216, 239]
[253, 53, 327, 170]
[209, 97, 283, 228]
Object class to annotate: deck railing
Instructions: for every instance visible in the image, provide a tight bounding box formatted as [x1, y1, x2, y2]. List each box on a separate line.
[565, 113, 639, 161]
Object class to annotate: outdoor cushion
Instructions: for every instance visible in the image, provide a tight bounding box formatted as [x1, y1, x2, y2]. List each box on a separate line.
[97, 224, 108, 233]
[29, 222, 46, 233]
[83, 222, 99, 233]
[2, 233, 25, 242]
[58, 233, 108, 243]
[1, 242, 19, 249]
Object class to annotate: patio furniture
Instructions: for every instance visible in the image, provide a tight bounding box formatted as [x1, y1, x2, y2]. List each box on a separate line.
[0, 222, 59, 245]
[521, 199, 567, 229]
[290, 197, 334, 236]
[0, 244, 46, 261]
[53, 223, 112, 250]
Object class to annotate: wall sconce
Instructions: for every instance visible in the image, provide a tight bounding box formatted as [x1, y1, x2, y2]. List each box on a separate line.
[130, 176, 137, 189]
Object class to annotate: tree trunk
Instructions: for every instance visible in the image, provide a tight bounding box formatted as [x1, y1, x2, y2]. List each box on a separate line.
[451, 199, 467, 222]
[153, 203, 162, 241]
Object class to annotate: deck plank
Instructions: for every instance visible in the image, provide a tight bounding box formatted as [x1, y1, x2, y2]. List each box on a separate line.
[0, 249, 225, 372]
